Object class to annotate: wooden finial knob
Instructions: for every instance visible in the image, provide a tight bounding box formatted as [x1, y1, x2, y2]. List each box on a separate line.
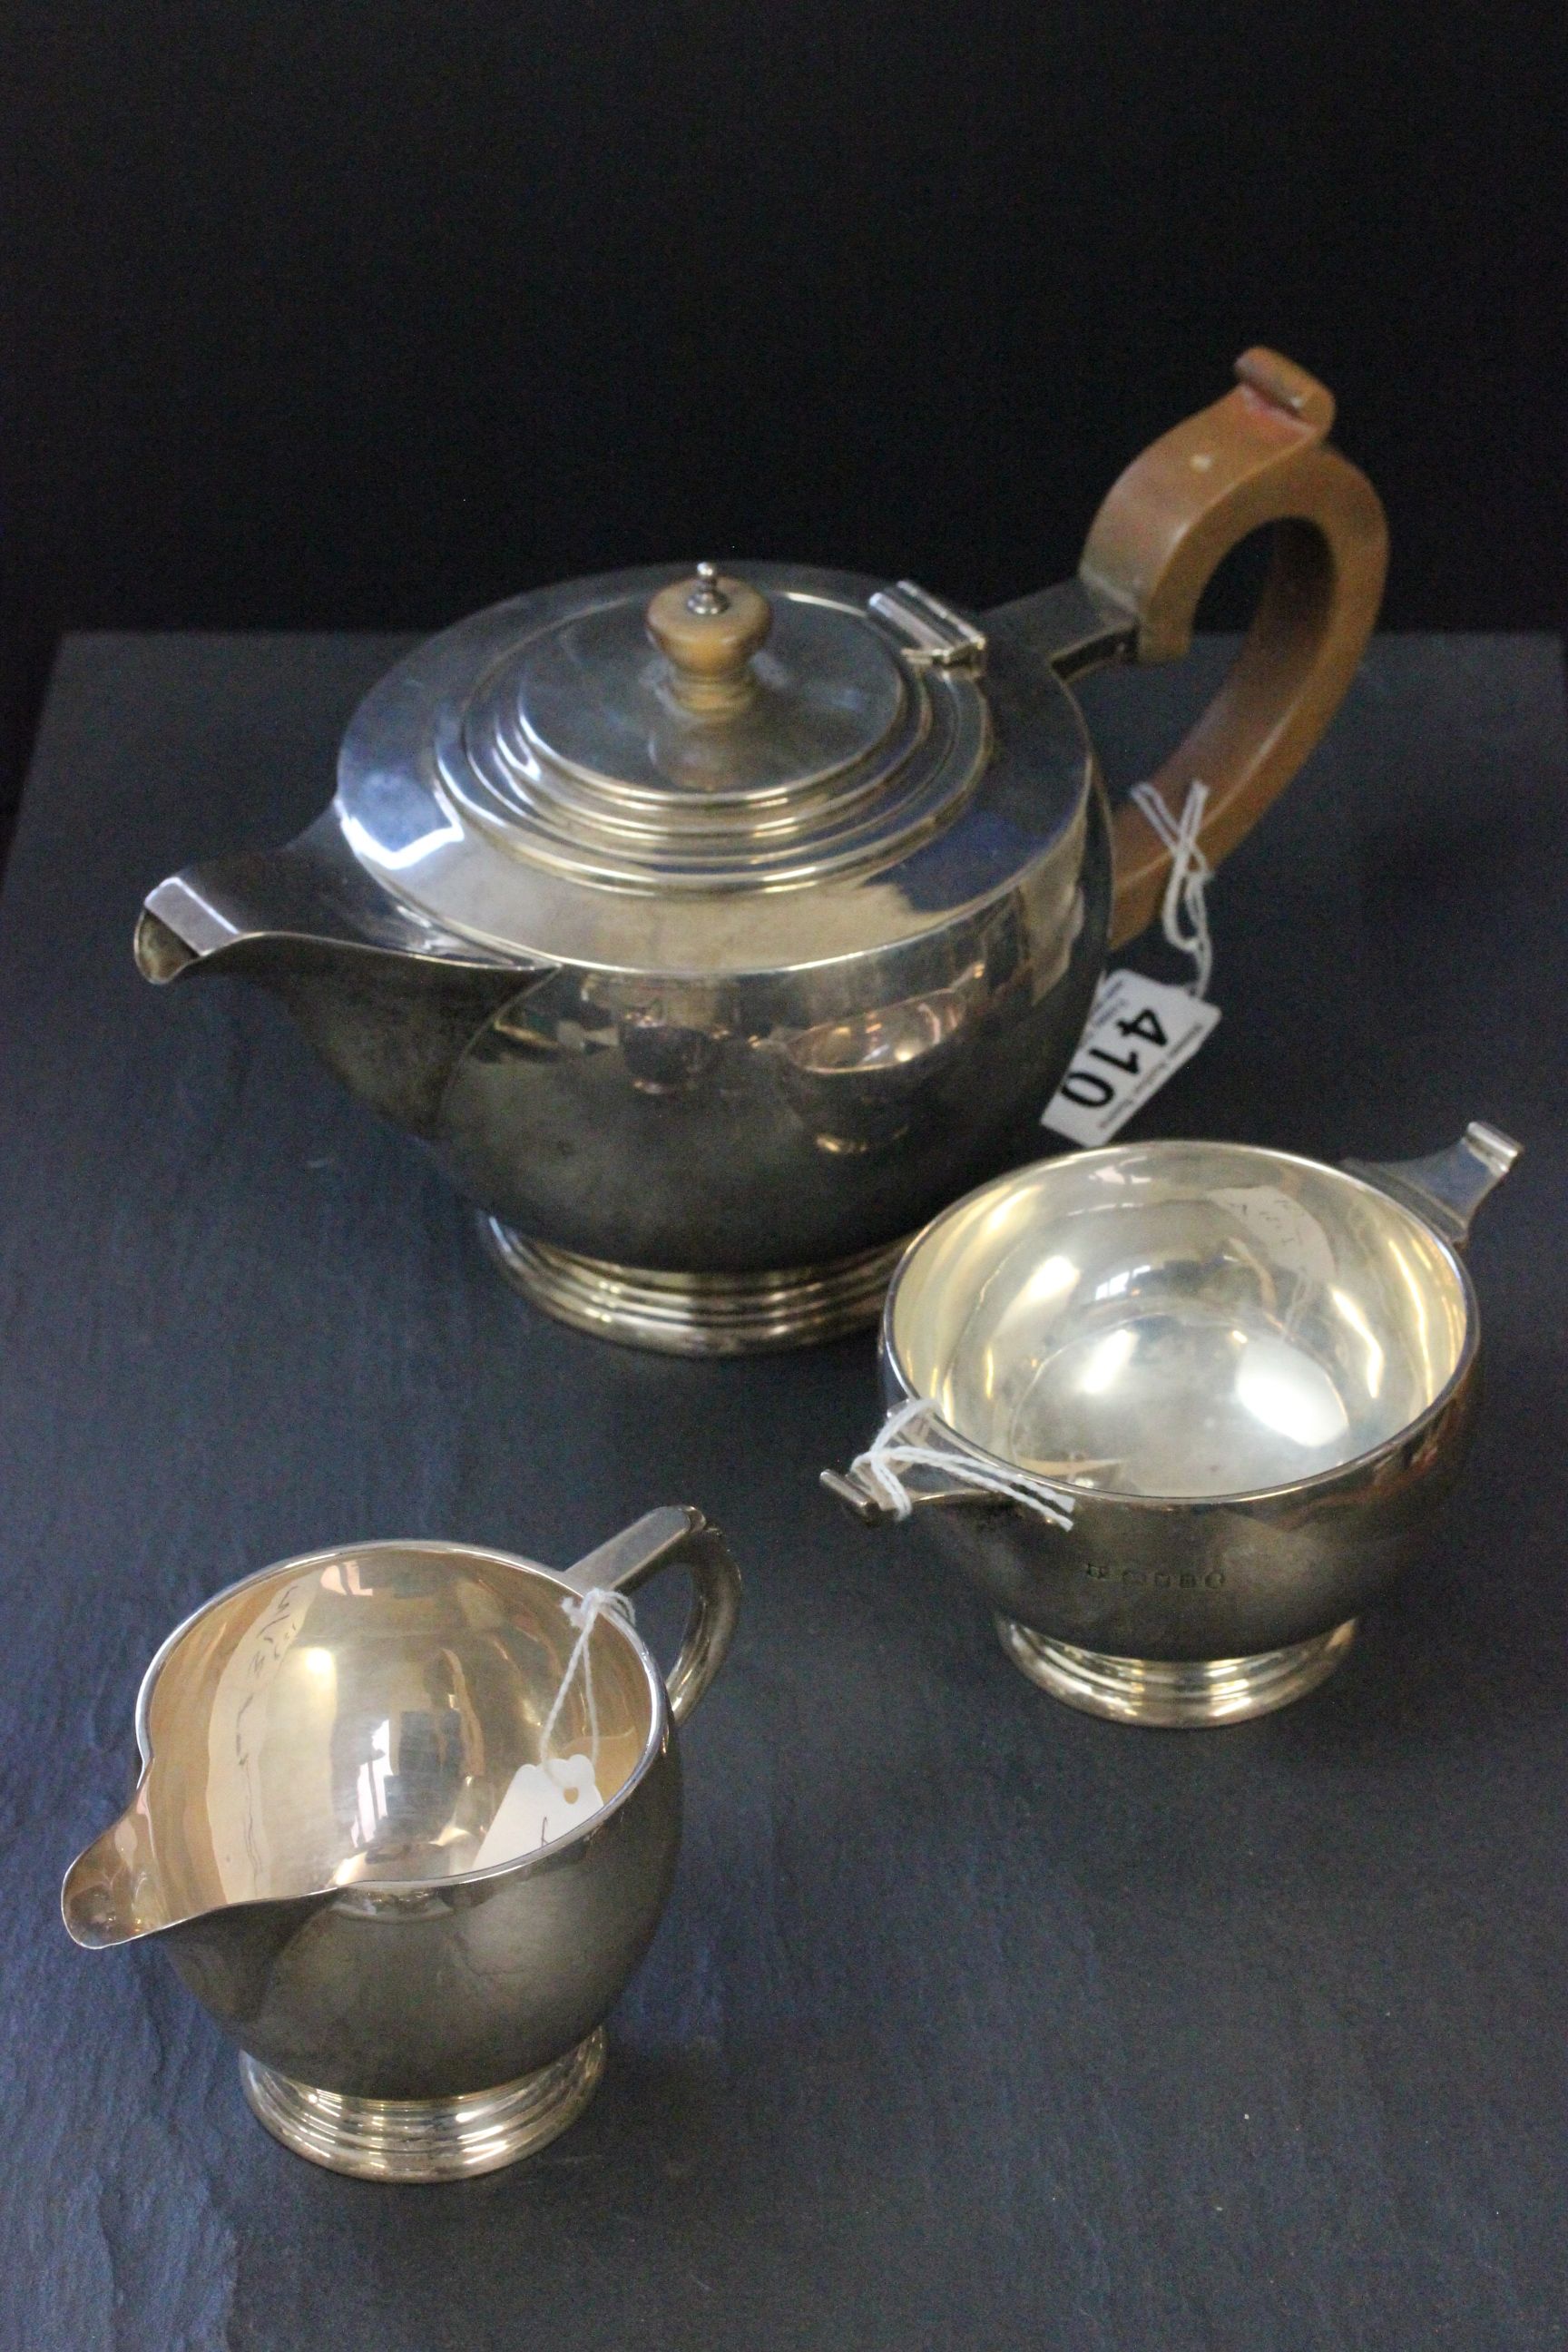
[647, 564, 772, 712]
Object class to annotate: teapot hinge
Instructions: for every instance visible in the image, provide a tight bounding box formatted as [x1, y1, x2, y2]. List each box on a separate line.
[868, 582, 988, 674]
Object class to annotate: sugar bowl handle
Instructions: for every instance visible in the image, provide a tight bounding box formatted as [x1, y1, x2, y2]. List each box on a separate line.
[823, 1398, 1080, 1532]
[1344, 1122, 1522, 1248]
[1080, 348, 1388, 950]
[564, 1506, 741, 1724]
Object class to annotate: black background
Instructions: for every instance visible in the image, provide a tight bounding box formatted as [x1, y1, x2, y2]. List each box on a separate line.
[3, 0, 1567, 831]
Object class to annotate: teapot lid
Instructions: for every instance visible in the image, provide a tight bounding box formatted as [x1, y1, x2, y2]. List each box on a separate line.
[426, 562, 988, 888]
[337, 560, 1091, 969]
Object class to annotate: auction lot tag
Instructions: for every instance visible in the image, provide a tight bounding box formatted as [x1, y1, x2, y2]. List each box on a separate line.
[1041, 969, 1220, 1147]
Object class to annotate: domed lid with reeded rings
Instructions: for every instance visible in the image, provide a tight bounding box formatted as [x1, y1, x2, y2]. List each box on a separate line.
[333, 558, 1092, 975]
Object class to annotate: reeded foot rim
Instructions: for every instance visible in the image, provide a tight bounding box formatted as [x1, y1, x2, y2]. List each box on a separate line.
[480, 1220, 904, 1355]
[996, 1617, 1358, 1727]
[239, 2028, 607, 2181]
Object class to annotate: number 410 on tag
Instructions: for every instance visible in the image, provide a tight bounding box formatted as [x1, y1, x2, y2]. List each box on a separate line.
[1040, 969, 1220, 1149]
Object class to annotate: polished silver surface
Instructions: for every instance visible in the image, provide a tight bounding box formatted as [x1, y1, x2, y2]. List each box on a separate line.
[239, 2030, 607, 2181]
[481, 570, 952, 880]
[62, 1509, 740, 2178]
[997, 1619, 1358, 1728]
[482, 1220, 908, 1354]
[827, 1126, 1519, 1724]
[867, 581, 989, 671]
[132, 352, 1386, 1352]
[886, 1142, 1483, 1500]
[1344, 1118, 1520, 1246]
[134, 559, 1126, 1349]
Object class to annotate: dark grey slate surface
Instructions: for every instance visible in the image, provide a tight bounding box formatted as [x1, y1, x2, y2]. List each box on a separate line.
[2, 631, 1564, 2352]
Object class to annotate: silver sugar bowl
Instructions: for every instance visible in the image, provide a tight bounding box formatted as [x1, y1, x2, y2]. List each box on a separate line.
[826, 1126, 1518, 1726]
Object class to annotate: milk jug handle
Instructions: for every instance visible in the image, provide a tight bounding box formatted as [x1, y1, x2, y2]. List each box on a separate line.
[1077, 347, 1388, 951]
[564, 1507, 740, 1724]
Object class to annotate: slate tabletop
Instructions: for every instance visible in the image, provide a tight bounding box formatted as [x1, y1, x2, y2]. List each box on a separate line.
[2, 630, 1563, 2352]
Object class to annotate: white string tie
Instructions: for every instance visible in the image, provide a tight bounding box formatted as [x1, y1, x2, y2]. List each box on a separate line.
[849, 1396, 1078, 1531]
[539, 1585, 636, 1765]
[1129, 779, 1213, 999]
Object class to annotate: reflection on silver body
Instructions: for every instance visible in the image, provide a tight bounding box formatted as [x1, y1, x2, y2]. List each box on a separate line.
[827, 1126, 1518, 1725]
[134, 565, 1130, 1352]
[62, 1510, 740, 2178]
[132, 350, 1390, 1351]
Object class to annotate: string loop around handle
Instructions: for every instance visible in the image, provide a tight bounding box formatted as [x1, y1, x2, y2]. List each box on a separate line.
[848, 1396, 1078, 1531]
[1127, 779, 1213, 999]
[539, 1586, 636, 1765]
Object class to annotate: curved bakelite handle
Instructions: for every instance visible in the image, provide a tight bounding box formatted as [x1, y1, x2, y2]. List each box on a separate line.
[1081, 348, 1388, 949]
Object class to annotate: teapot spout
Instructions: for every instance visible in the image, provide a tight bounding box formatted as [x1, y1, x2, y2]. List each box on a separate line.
[62, 1791, 169, 1949]
[136, 818, 553, 1137]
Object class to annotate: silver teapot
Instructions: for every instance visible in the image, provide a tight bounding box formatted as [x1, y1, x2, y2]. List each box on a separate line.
[137, 348, 1385, 1354]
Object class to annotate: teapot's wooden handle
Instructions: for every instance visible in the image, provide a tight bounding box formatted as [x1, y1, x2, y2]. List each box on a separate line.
[1082, 348, 1387, 949]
